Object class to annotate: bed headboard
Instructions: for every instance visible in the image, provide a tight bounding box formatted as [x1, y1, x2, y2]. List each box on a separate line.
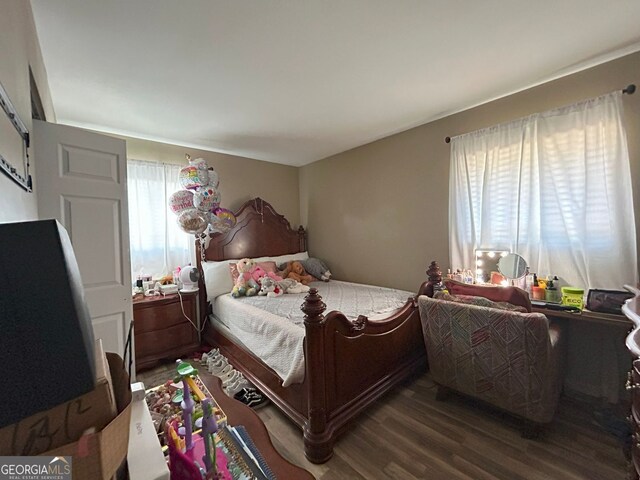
[196, 197, 306, 263]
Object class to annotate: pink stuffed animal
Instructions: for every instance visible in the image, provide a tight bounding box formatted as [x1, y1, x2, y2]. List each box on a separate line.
[252, 266, 282, 283]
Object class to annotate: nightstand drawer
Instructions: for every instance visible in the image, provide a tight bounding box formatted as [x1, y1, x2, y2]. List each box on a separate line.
[133, 292, 199, 371]
[134, 297, 195, 333]
[135, 323, 197, 359]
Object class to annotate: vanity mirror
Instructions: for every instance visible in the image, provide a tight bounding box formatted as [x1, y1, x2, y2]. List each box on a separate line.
[498, 253, 528, 280]
[474, 249, 509, 283]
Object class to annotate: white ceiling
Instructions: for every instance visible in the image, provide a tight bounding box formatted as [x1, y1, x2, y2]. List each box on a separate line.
[31, 1, 640, 167]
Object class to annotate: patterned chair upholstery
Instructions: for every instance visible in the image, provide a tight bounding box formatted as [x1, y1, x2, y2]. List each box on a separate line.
[418, 295, 563, 426]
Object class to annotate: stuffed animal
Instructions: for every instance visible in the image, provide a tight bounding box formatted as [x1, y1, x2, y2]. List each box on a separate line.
[258, 276, 283, 297]
[279, 261, 315, 285]
[252, 266, 282, 284]
[301, 258, 332, 282]
[231, 258, 259, 297]
[278, 278, 310, 294]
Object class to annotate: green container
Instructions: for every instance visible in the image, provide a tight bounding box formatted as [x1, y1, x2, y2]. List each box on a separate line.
[561, 286, 584, 310]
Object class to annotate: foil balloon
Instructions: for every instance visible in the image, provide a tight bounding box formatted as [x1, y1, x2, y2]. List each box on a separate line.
[179, 165, 208, 190]
[177, 209, 208, 235]
[190, 157, 208, 169]
[207, 168, 219, 189]
[168, 190, 194, 215]
[209, 207, 237, 233]
[192, 158, 209, 186]
[193, 186, 218, 212]
[211, 189, 221, 206]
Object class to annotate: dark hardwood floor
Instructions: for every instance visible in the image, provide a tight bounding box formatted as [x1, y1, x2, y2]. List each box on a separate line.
[138, 363, 628, 480]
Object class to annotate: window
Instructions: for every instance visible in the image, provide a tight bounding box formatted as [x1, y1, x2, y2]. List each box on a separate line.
[128, 160, 194, 280]
[449, 92, 637, 289]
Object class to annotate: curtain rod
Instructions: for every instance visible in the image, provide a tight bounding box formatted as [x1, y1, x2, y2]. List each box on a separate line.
[444, 84, 636, 144]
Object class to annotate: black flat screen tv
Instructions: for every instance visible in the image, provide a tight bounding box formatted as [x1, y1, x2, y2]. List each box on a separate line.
[0, 219, 96, 428]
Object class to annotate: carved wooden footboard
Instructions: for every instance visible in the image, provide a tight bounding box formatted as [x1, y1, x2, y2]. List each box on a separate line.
[202, 285, 428, 463]
[300, 287, 428, 462]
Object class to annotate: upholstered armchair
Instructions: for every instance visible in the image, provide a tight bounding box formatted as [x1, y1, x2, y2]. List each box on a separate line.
[418, 292, 564, 436]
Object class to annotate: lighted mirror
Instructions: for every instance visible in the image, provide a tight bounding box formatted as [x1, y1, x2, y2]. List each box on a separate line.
[497, 253, 528, 280]
[474, 249, 509, 283]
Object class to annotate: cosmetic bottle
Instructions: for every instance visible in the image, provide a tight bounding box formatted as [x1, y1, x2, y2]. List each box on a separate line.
[526, 273, 536, 295]
[465, 269, 474, 284]
[454, 269, 463, 283]
[538, 276, 548, 290]
[545, 280, 559, 303]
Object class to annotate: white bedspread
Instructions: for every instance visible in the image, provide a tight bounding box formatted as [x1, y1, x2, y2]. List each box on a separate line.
[211, 280, 414, 386]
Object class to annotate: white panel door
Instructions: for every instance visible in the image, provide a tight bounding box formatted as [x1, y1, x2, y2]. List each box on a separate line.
[34, 120, 134, 373]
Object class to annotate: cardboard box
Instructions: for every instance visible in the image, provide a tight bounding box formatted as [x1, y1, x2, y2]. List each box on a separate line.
[44, 352, 132, 480]
[0, 339, 117, 456]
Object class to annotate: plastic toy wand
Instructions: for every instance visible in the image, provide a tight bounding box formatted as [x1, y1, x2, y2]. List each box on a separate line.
[175, 359, 198, 451]
[201, 398, 218, 475]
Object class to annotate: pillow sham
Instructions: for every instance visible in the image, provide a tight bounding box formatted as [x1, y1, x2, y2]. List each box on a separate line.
[201, 260, 235, 301]
[258, 251, 309, 265]
[434, 291, 528, 313]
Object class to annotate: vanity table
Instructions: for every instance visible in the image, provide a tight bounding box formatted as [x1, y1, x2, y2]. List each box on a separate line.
[473, 251, 635, 401]
[532, 305, 631, 328]
[533, 301, 632, 403]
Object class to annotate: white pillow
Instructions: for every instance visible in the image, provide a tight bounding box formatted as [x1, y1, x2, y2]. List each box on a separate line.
[267, 251, 309, 266]
[201, 260, 234, 301]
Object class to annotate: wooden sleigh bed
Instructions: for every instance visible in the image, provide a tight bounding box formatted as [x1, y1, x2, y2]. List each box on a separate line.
[196, 197, 429, 463]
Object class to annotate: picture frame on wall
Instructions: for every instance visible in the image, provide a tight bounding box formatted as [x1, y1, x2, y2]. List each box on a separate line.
[0, 80, 32, 192]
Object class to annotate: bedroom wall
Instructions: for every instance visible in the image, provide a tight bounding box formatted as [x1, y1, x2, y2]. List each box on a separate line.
[300, 51, 640, 293]
[123, 136, 300, 227]
[0, 0, 55, 223]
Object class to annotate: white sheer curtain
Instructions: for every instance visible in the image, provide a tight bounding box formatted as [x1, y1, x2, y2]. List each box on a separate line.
[450, 92, 637, 290]
[128, 160, 195, 279]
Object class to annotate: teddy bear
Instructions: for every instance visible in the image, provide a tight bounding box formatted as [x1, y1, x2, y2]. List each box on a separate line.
[258, 276, 284, 297]
[279, 261, 315, 285]
[301, 258, 332, 282]
[231, 258, 259, 298]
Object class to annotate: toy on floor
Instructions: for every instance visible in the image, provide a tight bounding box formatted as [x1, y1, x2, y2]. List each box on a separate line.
[175, 360, 197, 451]
[166, 418, 230, 480]
[201, 399, 217, 473]
[168, 360, 231, 480]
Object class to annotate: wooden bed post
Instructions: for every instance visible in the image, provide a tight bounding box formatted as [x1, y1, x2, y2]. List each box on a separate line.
[423, 261, 443, 298]
[297, 225, 307, 252]
[301, 288, 332, 463]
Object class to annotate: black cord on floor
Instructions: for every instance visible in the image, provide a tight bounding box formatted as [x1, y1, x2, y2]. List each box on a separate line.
[123, 319, 134, 378]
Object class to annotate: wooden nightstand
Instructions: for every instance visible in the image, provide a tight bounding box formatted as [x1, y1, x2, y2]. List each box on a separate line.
[133, 291, 200, 372]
